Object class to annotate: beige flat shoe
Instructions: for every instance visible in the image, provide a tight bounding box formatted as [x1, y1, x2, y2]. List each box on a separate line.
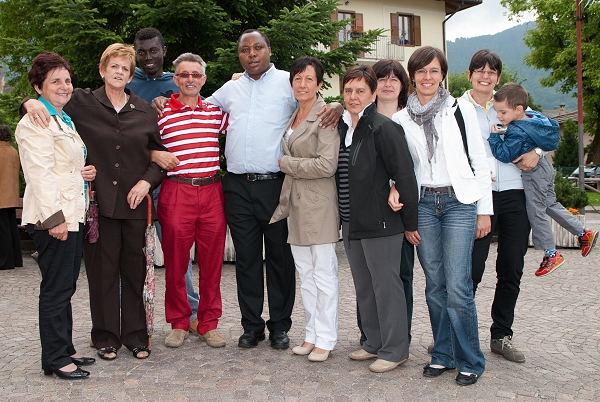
[164, 329, 189, 348]
[348, 349, 377, 361]
[292, 344, 314, 356]
[308, 350, 330, 362]
[200, 329, 226, 348]
[369, 357, 408, 373]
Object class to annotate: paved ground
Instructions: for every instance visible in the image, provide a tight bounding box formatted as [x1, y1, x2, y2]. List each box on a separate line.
[1, 210, 600, 401]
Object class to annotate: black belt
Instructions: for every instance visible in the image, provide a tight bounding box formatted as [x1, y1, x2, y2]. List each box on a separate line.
[422, 186, 454, 194]
[167, 174, 221, 186]
[231, 172, 285, 181]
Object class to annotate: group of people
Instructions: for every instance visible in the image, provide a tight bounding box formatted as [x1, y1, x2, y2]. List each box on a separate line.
[15, 25, 598, 386]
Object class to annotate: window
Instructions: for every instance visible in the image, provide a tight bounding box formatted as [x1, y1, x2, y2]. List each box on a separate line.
[391, 13, 421, 47]
[332, 10, 363, 45]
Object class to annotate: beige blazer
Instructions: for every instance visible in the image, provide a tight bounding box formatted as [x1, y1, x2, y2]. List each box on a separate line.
[0, 142, 20, 209]
[270, 96, 340, 246]
[16, 114, 87, 232]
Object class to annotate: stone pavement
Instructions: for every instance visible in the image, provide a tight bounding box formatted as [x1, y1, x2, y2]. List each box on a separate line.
[1, 210, 600, 401]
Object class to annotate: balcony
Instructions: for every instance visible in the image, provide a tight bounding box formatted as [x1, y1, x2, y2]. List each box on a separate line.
[316, 35, 405, 61]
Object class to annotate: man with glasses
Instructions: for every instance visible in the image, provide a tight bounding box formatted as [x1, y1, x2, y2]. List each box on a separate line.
[156, 53, 228, 349]
[128, 28, 202, 338]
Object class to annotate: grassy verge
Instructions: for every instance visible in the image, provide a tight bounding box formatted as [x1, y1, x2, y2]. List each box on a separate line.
[588, 192, 600, 206]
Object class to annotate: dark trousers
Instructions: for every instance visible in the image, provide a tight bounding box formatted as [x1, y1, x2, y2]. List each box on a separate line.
[27, 223, 83, 371]
[471, 189, 530, 339]
[357, 236, 414, 342]
[222, 173, 295, 333]
[0, 208, 22, 270]
[83, 216, 149, 350]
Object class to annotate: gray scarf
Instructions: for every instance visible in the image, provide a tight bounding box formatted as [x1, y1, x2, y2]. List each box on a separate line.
[406, 86, 450, 163]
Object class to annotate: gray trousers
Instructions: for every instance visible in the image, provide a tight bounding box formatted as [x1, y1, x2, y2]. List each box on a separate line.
[342, 221, 409, 362]
[522, 157, 584, 251]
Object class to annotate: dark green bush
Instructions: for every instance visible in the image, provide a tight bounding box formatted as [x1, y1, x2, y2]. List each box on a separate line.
[554, 171, 588, 209]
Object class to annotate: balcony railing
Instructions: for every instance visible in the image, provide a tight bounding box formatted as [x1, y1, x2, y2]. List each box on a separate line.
[316, 36, 405, 61]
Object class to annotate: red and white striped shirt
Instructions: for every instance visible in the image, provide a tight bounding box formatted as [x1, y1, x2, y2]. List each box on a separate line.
[158, 94, 228, 177]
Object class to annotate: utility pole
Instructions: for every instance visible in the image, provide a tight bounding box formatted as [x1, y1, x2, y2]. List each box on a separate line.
[576, 0, 585, 199]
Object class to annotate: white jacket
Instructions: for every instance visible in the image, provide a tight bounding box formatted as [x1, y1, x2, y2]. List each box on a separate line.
[393, 97, 493, 215]
[16, 114, 87, 232]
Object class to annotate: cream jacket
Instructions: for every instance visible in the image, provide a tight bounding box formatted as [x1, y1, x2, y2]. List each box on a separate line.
[393, 97, 493, 215]
[270, 96, 340, 245]
[16, 114, 87, 231]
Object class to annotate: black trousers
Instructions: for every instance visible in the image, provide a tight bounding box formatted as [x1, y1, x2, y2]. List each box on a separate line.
[84, 216, 149, 350]
[222, 173, 295, 333]
[27, 223, 83, 371]
[0, 208, 22, 270]
[472, 189, 530, 339]
[357, 236, 414, 342]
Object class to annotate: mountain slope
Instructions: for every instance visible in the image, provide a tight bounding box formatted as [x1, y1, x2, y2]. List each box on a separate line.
[447, 23, 575, 110]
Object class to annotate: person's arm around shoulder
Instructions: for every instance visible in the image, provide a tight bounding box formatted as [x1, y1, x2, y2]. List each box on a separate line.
[316, 102, 343, 130]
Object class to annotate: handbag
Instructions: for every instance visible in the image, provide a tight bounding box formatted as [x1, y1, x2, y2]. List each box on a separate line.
[85, 183, 99, 244]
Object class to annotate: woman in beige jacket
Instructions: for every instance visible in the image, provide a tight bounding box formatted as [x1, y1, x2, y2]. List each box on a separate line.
[0, 125, 22, 270]
[270, 57, 340, 362]
[16, 53, 96, 379]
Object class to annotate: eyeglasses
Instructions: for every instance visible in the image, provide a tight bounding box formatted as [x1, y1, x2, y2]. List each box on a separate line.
[415, 68, 442, 77]
[472, 69, 498, 77]
[175, 72, 204, 79]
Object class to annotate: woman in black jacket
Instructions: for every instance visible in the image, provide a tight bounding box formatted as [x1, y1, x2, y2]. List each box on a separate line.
[337, 65, 418, 373]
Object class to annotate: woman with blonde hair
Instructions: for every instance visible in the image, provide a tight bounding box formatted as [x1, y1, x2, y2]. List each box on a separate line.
[22, 43, 166, 361]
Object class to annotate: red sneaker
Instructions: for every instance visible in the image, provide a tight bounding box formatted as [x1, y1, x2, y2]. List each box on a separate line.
[535, 252, 565, 277]
[579, 229, 598, 257]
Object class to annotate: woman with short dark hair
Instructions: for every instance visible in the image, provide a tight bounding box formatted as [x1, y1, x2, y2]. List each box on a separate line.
[16, 52, 97, 379]
[271, 56, 340, 362]
[338, 65, 418, 373]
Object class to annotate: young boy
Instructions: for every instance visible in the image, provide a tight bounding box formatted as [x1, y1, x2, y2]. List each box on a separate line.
[488, 82, 598, 276]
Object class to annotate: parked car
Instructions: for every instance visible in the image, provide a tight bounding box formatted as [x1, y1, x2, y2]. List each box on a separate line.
[570, 165, 600, 189]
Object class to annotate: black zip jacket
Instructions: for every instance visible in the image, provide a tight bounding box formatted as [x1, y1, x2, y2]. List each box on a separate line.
[337, 103, 418, 239]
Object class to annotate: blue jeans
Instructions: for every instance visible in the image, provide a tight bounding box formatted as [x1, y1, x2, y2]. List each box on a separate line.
[416, 190, 485, 376]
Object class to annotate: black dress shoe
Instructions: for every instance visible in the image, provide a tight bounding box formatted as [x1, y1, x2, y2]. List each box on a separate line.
[455, 373, 478, 386]
[44, 367, 90, 379]
[71, 356, 96, 366]
[423, 364, 455, 377]
[268, 330, 290, 350]
[238, 330, 265, 348]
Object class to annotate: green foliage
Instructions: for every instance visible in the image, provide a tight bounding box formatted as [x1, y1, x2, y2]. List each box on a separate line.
[553, 119, 579, 168]
[207, 0, 383, 94]
[554, 171, 589, 209]
[501, 0, 600, 164]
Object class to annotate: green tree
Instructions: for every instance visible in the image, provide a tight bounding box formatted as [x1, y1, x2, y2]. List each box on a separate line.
[501, 0, 600, 163]
[553, 119, 579, 169]
[448, 64, 542, 110]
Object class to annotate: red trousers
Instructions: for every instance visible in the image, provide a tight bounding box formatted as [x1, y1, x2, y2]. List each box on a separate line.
[158, 179, 226, 333]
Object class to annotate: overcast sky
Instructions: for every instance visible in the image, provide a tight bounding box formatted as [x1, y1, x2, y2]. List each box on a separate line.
[445, 0, 536, 41]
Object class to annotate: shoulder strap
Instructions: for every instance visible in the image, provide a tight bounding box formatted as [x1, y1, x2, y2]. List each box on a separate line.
[453, 100, 473, 172]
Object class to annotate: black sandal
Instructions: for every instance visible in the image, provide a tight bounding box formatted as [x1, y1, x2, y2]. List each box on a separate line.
[97, 346, 117, 361]
[132, 345, 151, 359]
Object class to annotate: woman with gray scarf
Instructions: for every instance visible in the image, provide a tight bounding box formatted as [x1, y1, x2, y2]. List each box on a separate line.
[392, 47, 492, 386]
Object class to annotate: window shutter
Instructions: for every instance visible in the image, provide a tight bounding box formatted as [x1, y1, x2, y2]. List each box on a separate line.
[390, 13, 399, 45]
[332, 10, 340, 49]
[414, 15, 421, 46]
[355, 13, 363, 33]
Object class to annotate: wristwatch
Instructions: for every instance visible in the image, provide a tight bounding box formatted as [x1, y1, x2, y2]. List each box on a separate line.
[534, 147, 543, 158]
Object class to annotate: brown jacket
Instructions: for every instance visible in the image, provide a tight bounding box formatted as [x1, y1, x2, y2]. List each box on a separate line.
[270, 96, 340, 246]
[64, 87, 166, 220]
[0, 141, 20, 209]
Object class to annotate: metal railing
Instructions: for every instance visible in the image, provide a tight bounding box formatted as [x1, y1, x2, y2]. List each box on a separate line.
[315, 36, 405, 61]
